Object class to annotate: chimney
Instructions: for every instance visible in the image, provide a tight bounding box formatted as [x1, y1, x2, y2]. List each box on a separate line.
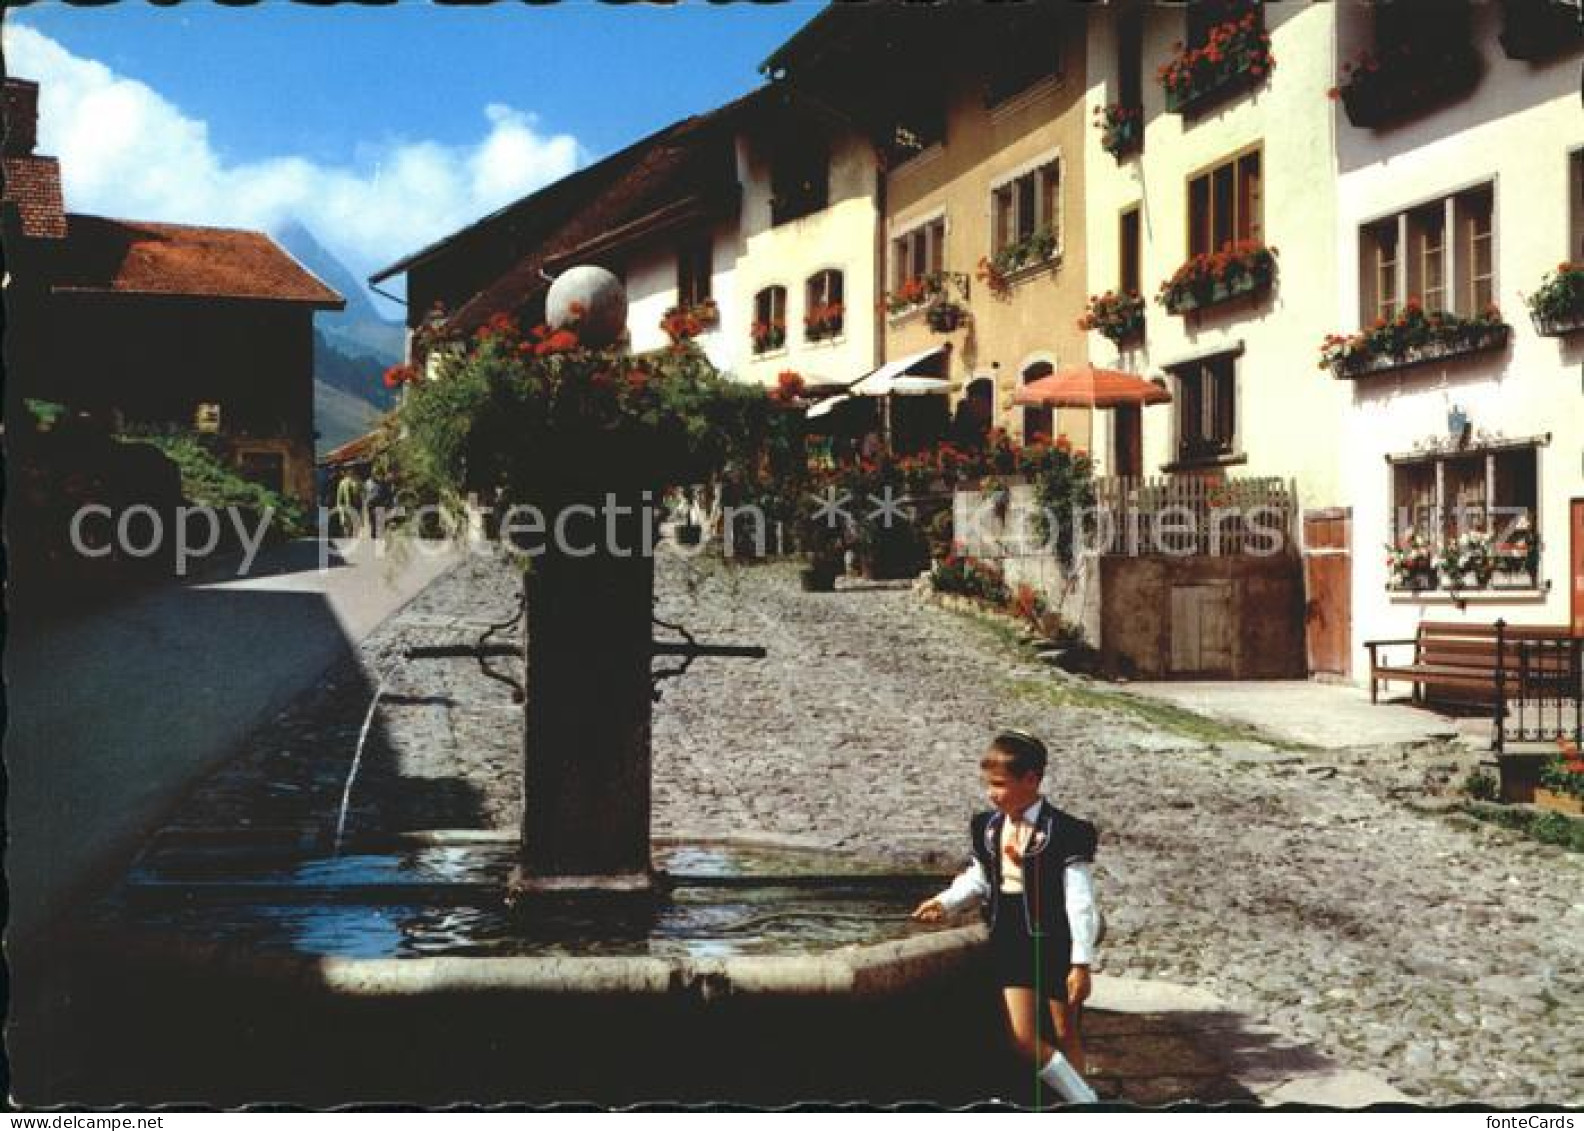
[4, 79, 40, 157]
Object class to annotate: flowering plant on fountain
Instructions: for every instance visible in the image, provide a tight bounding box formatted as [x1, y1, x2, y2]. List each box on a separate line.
[389, 309, 778, 517]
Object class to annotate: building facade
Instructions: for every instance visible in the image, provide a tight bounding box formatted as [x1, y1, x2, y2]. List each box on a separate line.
[1332, 0, 1584, 675]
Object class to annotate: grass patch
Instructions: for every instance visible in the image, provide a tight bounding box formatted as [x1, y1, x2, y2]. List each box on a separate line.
[938, 594, 1312, 750]
[1461, 802, 1584, 853]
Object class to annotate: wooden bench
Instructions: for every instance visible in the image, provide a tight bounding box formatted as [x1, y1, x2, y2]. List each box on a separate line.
[1365, 620, 1575, 707]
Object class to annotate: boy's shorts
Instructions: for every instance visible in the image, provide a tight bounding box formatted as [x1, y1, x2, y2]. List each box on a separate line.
[989, 908, 1071, 999]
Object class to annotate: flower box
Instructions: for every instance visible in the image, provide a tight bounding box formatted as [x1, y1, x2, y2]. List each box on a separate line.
[1164, 52, 1264, 115]
[1162, 269, 1269, 315]
[1159, 13, 1274, 117]
[1339, 44, 1481, 130]
[1531, 309, 1584, 337]
[1535, 787, 1584, 816]
[1328, 324, 1510, 380]
[1498, 0, 1584, 61]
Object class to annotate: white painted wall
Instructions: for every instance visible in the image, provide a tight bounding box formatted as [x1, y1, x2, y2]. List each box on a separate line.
[1082, 3, 1348, 508]
[620, 219, 742, 376]
[1336, 5, 1584, 680]
[733, 130, 881, 389]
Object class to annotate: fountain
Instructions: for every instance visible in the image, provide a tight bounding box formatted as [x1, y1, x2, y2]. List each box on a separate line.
[43, 268, 1007, 1107]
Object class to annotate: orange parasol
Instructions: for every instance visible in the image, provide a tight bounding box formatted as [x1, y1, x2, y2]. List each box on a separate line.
[1011, 363, 1172, 408]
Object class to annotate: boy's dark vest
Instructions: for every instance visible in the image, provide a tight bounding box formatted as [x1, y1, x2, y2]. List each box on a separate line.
[969, 802, 1098, 938]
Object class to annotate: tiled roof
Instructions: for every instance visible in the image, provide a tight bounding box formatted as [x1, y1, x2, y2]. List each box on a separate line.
[2, 155, 67, 239]
[52, 215, 345, 308]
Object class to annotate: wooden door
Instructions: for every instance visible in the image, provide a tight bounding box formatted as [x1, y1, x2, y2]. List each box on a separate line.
[1113, 405, 1143, 478]
[1169, 582, 1233, 676]
[1303, 508, 1352, 678]
[1572, 499, 1584, 636]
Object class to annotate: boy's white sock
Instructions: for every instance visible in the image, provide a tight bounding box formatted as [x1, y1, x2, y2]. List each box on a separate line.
[1038, 1050, 1098, 1104]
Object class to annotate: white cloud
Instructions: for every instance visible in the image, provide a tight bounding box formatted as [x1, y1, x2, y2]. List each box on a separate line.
[3, 23, 586, 294]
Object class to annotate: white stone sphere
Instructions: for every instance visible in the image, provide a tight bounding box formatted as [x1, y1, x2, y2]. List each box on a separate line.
[546, 265, 627, 348]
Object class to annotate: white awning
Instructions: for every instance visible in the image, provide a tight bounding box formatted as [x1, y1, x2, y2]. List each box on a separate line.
[806, 394, 852, 420]
[847, 345, 949, 397]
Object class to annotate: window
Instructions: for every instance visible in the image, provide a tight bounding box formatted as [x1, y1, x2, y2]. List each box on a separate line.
[1120, 206, 1142, 295]
[1390, 444, 1541, 589]
[1118, 9, 1144, 113]
[1188, 150, 1261, 258]
[1187, 0, 1263, 51]
[891, 217, 946, 295]
[677, 238, 712, 308]
[194, 402, 222, 434]
[804, 269, 844, 341]
[770, 137, 828, 226]
[1362, 219, 1401, 322]
[984, 5, 1062, 106]
[1172, 352, 1237, 462]
[752, 286, 787, 354]
[1359, 183, 1496, 325]
[1021, 360, 1054, 443]
[991, 160, 1060, 264]
[1571, 149, 1584, 261]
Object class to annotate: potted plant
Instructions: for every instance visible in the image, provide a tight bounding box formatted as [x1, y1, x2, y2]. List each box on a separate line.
[1386, 532, 1437, 590]
[1156, 241, 1278, 315]
[750, 317, 787, 354]
[1158, 11, 1274, 115]
[926, 301, 966, 333]
[1436, 530, 1495, 591]
[804, 301, 845, 341]
[1526, 262, 1584, 337]
[1093, 102, 1143, 160]
[1078, 290, 1146, 345]
[883, 275, 940, 315]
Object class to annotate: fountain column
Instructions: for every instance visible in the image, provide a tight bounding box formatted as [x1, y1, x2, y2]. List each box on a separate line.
[512, 491, 657, 893]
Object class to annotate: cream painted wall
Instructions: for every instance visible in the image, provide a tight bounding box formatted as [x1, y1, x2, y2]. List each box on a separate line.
[1335, 4, 1584, 680]
[733, 130, 881, 390]
[885, 18, 1092, 451]
[1082, 3, 1346, 504]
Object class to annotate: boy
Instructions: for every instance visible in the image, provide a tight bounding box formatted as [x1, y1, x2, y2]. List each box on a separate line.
[913, 729, 1101, 1104]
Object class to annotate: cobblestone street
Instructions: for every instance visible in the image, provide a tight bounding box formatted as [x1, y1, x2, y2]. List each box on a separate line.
[180, 548, 1584, 1106]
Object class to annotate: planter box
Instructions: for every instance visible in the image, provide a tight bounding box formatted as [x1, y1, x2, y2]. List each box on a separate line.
[1164, 56, 1262, 116]
[1530, 308, 1584, 337]
[1329, 325, 1510, 380]
[1340, 46, 1481, 130]
[1497, 752, 1551, 804]
[1499, 0, 1584, 61]
[1162, 270, 1272, 316]
[1535, 787, 1584, 816]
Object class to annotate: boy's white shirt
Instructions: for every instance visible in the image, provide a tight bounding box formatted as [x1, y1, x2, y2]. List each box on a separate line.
[934, 796, 1100, 966]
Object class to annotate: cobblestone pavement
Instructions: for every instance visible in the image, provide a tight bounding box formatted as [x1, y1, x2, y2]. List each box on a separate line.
[175, 549, 1583, 1106]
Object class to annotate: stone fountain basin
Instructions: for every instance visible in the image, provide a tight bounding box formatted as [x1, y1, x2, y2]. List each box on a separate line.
[53, 834, 1019, 1106]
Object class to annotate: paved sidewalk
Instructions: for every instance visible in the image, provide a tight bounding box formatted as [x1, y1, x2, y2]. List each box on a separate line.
[1086, 975, 1411, 1107]
[1120, 679, 1461, 750]
[5, 536, 460, 947]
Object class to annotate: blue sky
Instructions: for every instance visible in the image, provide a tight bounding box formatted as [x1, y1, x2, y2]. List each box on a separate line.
[4, 1, 819, 305]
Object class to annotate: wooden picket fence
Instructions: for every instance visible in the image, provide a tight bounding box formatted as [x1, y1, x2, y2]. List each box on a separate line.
[1088, 475, 1299, 556]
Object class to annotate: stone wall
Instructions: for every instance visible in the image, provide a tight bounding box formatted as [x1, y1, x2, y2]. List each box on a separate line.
[952, 482, 1101, 644]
